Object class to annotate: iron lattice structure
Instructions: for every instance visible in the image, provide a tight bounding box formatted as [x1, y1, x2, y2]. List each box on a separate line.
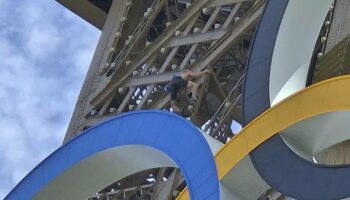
[60, 0, 336, 199]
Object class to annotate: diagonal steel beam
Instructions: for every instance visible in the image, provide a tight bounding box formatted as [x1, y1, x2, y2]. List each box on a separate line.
[116, 58, 156, 113]
[97, 93, 115, 116]
[112, 0, 166, 64]
[116, 87, 135, 113]
[164, 29, 227, 48]
[222, 3, 242, 29]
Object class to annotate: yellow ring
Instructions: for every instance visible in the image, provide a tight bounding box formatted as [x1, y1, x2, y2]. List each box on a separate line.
[177, 75, 350, 199]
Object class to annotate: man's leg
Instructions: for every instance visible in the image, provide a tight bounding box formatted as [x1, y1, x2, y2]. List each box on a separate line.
[187, 81, 199, 100]
[169, 87, 182, 113]
[170, 100, 181, 113]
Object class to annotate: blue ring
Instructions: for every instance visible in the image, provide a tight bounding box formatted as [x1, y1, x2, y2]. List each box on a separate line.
[5, 110, 219, 200]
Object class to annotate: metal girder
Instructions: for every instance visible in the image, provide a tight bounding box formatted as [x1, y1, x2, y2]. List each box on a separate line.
[193, 75, 210, 114]
[190, 1, 263, 73]
[189, 74, 212, 126]
[135, 16, 198, 110]
[209, 94, 241, 137]
[82, 0, 161, 117]
[56, 0, 107, 30]
[178, 6, 222, 70]
[222, 3, 242, 29]
[136, 85, 155, 110]
[134, 5, 221, 110]
[113, 0, 166, 62]
[204, 74, 243, 141]
[119, 3, 263, 88]
[89, 183, 155, 199]
[89, 0, 213, 109]
[149, 93, 170, 110]
[97, 93, 114, 116]
[151, 169, 182, 200]
[89, 0, 263, 112]
[115, 57, 156, 114]
[178, 44, 198, 70]
[83, 114, 110, 130]
[207, 0, 250, 8]
[178, 0, 249, 8]
[142, 3, 263, 113]
[209, 71, 227, 99]
[203, 6, 222, 31]
[64, 0, 130, 140]
[164, 29, 227, 48]
[117, 87, 135, 113]
[150, 168, 167, 200]
[165, 0, 171, 21]
[85, 0, 263, 129]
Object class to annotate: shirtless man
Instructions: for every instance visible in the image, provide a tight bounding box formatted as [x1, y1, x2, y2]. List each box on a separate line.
[164, 69, 210, 113]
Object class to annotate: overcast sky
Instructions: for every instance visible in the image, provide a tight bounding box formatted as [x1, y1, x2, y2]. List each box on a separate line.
[0, 0, 100, 198]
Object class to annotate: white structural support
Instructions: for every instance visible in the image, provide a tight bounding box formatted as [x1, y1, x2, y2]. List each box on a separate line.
[269, 0, 333, 106]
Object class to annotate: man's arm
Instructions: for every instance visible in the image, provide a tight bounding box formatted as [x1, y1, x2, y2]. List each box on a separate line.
[187, 69, 210, 79]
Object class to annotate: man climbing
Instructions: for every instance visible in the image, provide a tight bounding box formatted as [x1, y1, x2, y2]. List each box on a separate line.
[164, 69, 210, 114]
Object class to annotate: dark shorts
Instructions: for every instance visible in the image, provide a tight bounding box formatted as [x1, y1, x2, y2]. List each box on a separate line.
[169, 74, 188, 100]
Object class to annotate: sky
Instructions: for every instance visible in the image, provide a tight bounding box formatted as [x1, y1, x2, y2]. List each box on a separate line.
[0, 0, 100, 198]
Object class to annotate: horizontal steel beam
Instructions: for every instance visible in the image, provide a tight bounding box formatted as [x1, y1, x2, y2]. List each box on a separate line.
[84, 114, 111, 129]
[121, 73, 173, 88]
[165, 29, 227, 48]
[207, 0, 250, 8]
[178, 0, 250, 8]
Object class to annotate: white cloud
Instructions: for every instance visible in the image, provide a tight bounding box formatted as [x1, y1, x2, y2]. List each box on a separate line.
[0, 0, 100, 198]
[25, 25, 61, 59]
